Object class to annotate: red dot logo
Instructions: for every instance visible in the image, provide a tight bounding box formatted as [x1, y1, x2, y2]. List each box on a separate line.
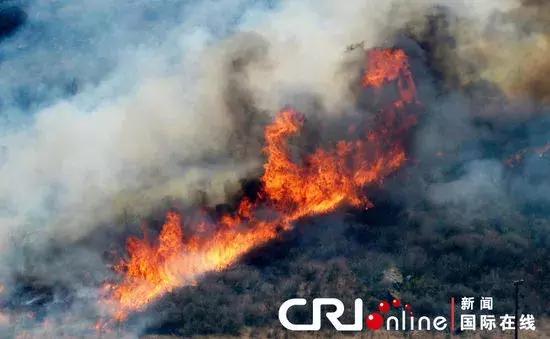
[365, 312, 384, 330]
[391, 298, 401, 308]
[378, 300, 390, 313]
[404, 303, 413, 314]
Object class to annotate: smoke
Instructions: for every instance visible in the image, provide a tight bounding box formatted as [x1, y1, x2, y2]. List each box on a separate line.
[0, 0, 407, 250]
[396, 0, 550, 220]
[0, 0, 548, 336]
[405, 0, 550, 109]
[0, 0, 259, 244]
[459, 0, 550, 106]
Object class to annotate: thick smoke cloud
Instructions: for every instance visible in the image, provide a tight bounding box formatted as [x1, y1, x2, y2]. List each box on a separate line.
[0, 0, 548, 336]
[0, 0, 262, 245]
[0, 0, 406, 249]
[396, 0, 550, 220]
[405, 0, 550, 109]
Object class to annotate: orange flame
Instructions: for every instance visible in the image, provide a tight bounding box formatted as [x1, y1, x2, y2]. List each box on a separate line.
[262, 109, 406, 221]
[103, 48, 419, 320]
[363, 48, 417, 104]
[107, 212, 280, 320]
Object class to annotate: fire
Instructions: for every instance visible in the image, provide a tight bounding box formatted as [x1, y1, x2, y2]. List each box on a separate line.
[104, 48, 419, 320]
[107, 212, 280, 320]
[363, 48, 417, 104]
[108, 212, 184, 319]
[262, 109, 406, 221]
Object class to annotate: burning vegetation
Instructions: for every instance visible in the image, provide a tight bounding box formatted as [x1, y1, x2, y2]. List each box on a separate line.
[104, 48, 419, 321]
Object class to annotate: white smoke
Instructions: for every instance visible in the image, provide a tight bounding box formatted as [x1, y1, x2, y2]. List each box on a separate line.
[0, 0, 409, 247]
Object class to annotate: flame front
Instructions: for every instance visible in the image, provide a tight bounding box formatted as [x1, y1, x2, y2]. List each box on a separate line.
[262, 109, 406, 221]
[104, 48, 419, 320]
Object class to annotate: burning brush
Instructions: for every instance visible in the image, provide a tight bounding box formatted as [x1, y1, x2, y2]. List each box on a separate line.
[101, 48, 421, 323]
